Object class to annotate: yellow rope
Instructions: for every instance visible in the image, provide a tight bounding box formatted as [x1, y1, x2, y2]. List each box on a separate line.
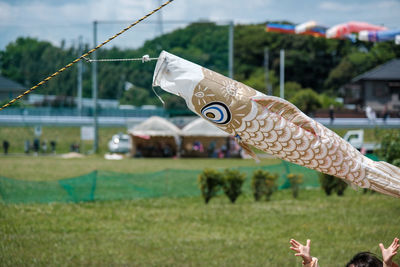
[0, 0, 174, 111]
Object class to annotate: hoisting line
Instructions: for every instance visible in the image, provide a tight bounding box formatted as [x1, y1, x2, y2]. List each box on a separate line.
[83, 55, 158, 63]
[0, 0, 174, 111]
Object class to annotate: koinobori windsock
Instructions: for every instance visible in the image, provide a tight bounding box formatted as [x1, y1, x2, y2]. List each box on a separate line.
[326, 21, 387, 39]
[358, 29, 400, 42]
[153, 51, 400, 198]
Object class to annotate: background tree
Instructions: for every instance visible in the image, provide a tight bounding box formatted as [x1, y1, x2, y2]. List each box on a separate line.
[120, 85, 151, 106]
[289, 89, 322, 115]
[243, 68, 279, 96]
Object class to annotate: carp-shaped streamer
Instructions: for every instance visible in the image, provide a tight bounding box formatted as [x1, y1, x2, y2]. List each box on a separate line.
[153, 51, 400, 198]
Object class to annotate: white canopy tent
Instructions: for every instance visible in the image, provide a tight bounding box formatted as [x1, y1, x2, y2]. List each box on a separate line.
[181, 118, 230, 137]
[128, 116, 182, 157]
[181, 118, 239, 158]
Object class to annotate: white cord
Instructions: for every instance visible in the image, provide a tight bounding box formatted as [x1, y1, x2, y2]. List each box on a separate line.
[83, 54, 165, 106]
[83, 54, 158, 63]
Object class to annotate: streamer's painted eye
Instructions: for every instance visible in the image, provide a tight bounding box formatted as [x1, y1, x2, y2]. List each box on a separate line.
[201, 102, 231, 124]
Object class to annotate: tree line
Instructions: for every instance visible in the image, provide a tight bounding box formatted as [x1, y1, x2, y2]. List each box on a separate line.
[1, 22, 399, 112]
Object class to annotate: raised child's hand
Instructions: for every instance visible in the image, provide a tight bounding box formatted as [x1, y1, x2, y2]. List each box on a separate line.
[380, 237, 399, 267]
[290, 239, 312, 265]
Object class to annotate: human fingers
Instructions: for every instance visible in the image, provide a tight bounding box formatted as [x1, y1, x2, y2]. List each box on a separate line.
[379, 243, 385, 252]
[290, 246, 301, 253]
[290, 241, 302, 249]
[390, 238, 399, 248]
[290, 239, 300, 246]
[306, 239, 311, 247]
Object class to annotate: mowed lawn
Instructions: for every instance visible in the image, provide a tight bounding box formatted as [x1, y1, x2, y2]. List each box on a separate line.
[0, 157, 399, 266]
[0, 126, 127, 154]
[0, 156, 281, 180]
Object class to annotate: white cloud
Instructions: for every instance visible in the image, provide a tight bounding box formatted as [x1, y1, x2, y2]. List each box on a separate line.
[319, 2, 354, 12]
[377, 0, 400, 8]
[320, 0, 400, 14]
[0, 2, 13, 23]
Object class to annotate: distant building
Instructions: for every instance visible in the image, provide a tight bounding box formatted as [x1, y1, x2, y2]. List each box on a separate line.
[343, 59, 400, 115]
[0, 75, 26, 102]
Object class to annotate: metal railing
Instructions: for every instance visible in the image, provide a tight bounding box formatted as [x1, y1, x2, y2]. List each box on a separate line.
[0, 107, 399, 128]
[0, 107, 166, 117]
[0, 107, 167, 127]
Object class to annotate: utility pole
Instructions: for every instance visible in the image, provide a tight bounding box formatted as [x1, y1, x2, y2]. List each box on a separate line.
[264, 47, 272, 95]
[92, 21, 99, 153]
[77, 36, 83, 116]
[280, 49, 285, 99]
[228, 21, 234, 79]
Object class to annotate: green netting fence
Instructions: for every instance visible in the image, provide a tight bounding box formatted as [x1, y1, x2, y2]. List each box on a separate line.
[0, 161, 321, 204]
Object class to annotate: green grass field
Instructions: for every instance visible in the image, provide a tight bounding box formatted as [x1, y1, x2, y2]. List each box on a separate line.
[0, 156, 280, 180]
[1, 189, 399, 266]
[0, 157, 399, 266]
[0, 126, 126, 154]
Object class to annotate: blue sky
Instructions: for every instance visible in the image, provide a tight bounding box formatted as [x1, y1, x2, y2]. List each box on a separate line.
[0, 0, 399, 50]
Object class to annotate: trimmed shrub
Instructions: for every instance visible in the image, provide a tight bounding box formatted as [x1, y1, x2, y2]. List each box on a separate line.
[251, 169, 278, 201]
[287, 173, 303, 198]
[289, 89, 322, 116]
[198, 168, 223, 204]
[319, 173, 348, 196]
[222, 169, 246, 203]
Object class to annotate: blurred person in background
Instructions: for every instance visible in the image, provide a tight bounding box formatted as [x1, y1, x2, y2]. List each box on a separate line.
[2, 140, 10, 155]
[50, 140, 56, 154]
[33, 138, 40, 156]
